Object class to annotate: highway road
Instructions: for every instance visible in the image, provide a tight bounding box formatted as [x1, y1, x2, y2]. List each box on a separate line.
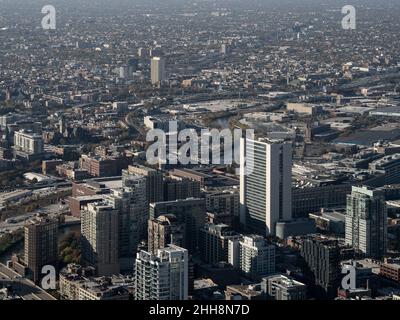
[0, 263, 56, 300]
[0, 203, 69, 234]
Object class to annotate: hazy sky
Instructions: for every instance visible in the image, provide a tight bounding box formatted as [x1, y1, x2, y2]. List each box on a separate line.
[0, 0, 397, 19]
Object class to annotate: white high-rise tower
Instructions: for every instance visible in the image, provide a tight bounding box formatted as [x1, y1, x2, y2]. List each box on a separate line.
[240, 138, 292, 236]
[135, 245, 188, 300]
[151, 57, 165, 86]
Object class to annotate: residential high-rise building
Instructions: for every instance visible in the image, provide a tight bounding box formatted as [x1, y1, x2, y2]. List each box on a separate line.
[345, 186, 387, 259]
[300, 236, 341, 299]
[229, 235, 275, 280]
[127, 165, 164, 203]
[81, 202, 119, 276]
[205, 188, 240, 227]
[24, 216, 58, 283]
[134, 245, 188, 300]
[150, 198, 206, 252]
[150, 57, 165, 86]
[163, 177, 201, 201]
[148, 214, 185, 254]
[121, 171, 148, 240]
[199, 224, 242, 264]
[261, 274, 307, 300]
[108, 171, 148, 270]
[240, 138, 292, 236]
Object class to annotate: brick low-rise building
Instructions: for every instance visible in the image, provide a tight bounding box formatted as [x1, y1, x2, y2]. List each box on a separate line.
[380, 259, 400, 282]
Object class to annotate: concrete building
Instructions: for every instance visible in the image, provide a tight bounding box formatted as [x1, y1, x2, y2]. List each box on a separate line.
[69, 195, 105, 218]
[300, 236, 341, 299]
[24, 216, 58, 283]
[370, 154, 400, 185]
[148, 214, 185, 254]
[81, 202, 119, 276]
[71, 176, 122, 197]
[59, 264, 133, 300]
[346, 186, 387, 259]
[309, 210, 346, 234]
[286, 103, 322, 115]
[229, 235, 275, 280]
[340, 260, 377, 290]
[151, 57, 166, 86]
[205, 188, 240, 227]
[275, 219, 316, 239]
[59, 115, 66, 135]
[380, 258, 400, 283]
[225, 284, 264, 300]
[199, 224, 242, 264]
[143, 115, 172, 131]
[292, 184, 352, 218]
[150, 198, 206, 252]
[240, 138, 292, 236]
[108, 171, 148, 270]
[127, 165, 164, 203]
[134, 245, 188, 300]
[261, 274, 307, 300]
[13, 130, 44, 160]
[164, 177, 201, 201]
[79, 154, 132, 177]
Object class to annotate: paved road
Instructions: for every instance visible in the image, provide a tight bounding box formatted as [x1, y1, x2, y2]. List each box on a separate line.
[0, 204, 69, 233]
[0, 263, 56, 300]
[0, 212, 36, 233]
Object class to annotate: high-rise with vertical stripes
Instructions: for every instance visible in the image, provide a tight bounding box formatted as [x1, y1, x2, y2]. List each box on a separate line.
[240, 138, 292, 236]
[345, 186, 387, 259]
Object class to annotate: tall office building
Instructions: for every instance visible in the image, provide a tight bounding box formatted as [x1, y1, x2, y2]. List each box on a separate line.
[81, 202, 119, 276]
[229, 235, 275, 280]
[127, 165, 164, 203]
[346, 186, 387, 259]
[150, 198, 206, 252]
[24, 216, 58, 283]
[240, 138, 292, 236]
[135, 245, 188, 300]
[148, 214, 185, 254]
[300, 236, 341, 298]
[150, 57, 165, 86]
